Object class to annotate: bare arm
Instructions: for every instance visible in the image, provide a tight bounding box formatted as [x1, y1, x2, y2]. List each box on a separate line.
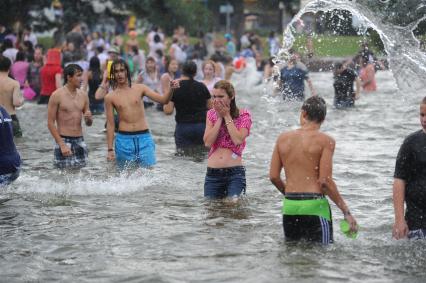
[392, 178, 408, 239]
[12, 81, 23, 107]
[269, 140, 285, 194]
[47, 93, 62, 145]
[83, 93, 93, 126]
[306, 78, 316, 96]
[47, 93, 71, 156]
[105, 94, 115, 161]
[163, 101, 174, 115]
[143, 81, 176, 105]
[203, 115, 222, 147]
[95, 70, 109, 100]
[81, 70, 89, 93]
[55, 73, 62, 90]
[223, 113, 248, 145]
[318, 138, 357, 231]
[355, 77, 361, 99]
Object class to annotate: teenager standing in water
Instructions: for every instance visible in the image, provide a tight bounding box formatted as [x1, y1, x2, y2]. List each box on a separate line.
[203, 80, 252, 199]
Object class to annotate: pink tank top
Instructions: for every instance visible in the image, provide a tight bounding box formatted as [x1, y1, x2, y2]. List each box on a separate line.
[207, 109, 252, 157]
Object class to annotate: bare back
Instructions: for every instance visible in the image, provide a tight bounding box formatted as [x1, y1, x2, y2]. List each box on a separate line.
[0, 74, 21, 115]
[277, 129, 332, 193]
[110, 84, 148, 131]
[50, 87, 88, 136]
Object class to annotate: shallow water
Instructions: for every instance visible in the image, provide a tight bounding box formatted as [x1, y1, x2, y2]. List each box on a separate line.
[1, 70, 425, 282]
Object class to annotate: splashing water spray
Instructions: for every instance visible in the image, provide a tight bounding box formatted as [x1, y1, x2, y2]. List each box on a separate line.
[274, 0, 426, 93]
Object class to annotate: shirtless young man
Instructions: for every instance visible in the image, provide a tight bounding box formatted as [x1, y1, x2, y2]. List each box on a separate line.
[104, 59, 177, 168]
[0, 56, 24, 137]
[269, 96, 357, 244]
[47, 64, 93, 169]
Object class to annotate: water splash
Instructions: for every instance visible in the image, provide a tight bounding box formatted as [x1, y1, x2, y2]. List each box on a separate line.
[278, 0, 426, 92]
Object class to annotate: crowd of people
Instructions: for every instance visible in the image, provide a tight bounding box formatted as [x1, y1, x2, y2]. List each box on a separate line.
[0, 22, 425, 245]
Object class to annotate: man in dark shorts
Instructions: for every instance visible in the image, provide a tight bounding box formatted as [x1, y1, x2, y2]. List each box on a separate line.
[333, 62, 361, 108]
[47, 64, 93, 169]
[0, 105, 21, 186]
[393, 96, 426, 240]
[269, 96, 357, 244]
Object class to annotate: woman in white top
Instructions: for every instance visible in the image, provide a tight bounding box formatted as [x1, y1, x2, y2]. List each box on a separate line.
[138, 56, 160, 108]
[202, 60, 221, 94]
[157, 56, 179, 111]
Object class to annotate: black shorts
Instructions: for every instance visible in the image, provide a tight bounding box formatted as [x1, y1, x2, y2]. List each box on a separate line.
[282, 193, 333, 244]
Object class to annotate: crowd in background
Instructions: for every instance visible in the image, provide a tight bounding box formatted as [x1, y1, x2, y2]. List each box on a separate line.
[0, 23, 282, 114]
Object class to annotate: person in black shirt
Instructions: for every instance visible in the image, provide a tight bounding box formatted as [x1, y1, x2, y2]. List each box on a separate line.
[164, 60, 211, 152]
[0, 106, 21, 186]
[393, 96, 426, 239]
[333, 62, 360, 108]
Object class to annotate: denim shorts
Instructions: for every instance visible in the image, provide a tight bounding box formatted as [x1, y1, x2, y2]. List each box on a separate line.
[204, 166, 246, 199]
[175, 122, 205, 148]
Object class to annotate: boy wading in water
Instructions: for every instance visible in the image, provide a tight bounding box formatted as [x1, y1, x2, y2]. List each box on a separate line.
[104, 59, 178, 168]
[269, 96, 358, 244]
[47, 64, 92, 169]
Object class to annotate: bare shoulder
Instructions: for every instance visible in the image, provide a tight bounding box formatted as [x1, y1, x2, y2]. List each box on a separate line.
[51, 87, 64, 100]
[318, 132, 335, 148]
[276, 131, 293, 142]
[10, 77, 20, 88]
[104, 91, 115, 102]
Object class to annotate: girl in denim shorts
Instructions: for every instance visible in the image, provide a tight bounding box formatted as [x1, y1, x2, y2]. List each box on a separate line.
[203, 80, 252, 199]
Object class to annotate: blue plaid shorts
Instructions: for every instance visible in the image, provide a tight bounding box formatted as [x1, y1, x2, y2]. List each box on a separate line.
[54, 136, 88, 169]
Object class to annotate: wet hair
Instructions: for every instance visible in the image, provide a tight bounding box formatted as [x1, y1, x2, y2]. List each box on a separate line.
[213, 80, 239, 119]
[89, 56, 100, 71]
[64, 64, 83, 84]
[109, 59, 132, 90]
[2, 39, 13, 50]
[333, 62, 343, 77]
[155, 49, 163, 58]
[0, 56, 11, 71]
[301, 96, 327, 123]
[153, 34, 161, 43]
[164, 56, 177, 74]
[422, 96, 426, 104]
[182, 60, 196, 78]
[131, 46, 139, 55]
[15, 51, 26, 62]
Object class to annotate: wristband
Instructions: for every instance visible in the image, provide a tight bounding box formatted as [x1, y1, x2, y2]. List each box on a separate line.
[108, 148, 114, 152]
[225, 119, 233, 126]
[343, 210, 351, 216]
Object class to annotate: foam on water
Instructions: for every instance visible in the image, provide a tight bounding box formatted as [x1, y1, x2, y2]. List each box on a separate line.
[3, 168, 164, 196]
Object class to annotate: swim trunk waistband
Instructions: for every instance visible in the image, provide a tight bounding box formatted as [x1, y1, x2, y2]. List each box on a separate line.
[118, 129, 150, 135]
[282, 197, 331, 221]
[60, 135, 83, 140]
[285, 192, 325, 200]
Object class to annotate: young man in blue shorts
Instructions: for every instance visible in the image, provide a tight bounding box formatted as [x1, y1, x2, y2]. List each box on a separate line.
[269, 96, 357, 244]
[104, 59, 178, 168]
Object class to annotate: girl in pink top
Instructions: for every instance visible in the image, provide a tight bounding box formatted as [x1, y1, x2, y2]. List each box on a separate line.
[10, 52, 29, 88]
[203, 80, 252, 199]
